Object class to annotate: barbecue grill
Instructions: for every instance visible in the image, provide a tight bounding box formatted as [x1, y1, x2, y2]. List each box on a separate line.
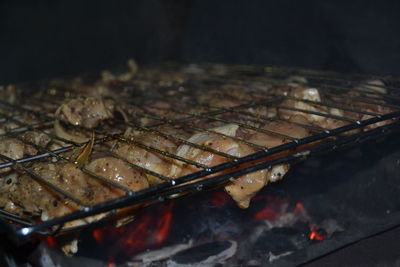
[0, 62, 399, 243]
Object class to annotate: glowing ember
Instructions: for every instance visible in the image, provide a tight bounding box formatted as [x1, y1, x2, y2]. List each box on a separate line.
[209, 192, 231, 207]
[92, 229, 104, 244]
[155, 203, 174, 245]
[90, 202, 176, 258]
[108, 256, 116, 267]
[294, 202, 305, 213]
[252, 196, 287, 221]
[44, 236, 58, 248]
[309, 226, 325, 241]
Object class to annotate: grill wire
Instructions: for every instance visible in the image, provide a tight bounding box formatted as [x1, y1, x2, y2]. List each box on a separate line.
[0, 63, 400, 238]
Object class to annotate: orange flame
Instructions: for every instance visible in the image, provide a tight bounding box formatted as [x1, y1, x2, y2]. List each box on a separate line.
[309, 226, 324, 241]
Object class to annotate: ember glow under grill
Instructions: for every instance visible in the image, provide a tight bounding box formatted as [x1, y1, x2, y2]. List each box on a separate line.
[0, 63, 399, 257]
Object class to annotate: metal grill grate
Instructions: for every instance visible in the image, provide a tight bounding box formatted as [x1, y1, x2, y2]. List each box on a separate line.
[0, 63, 399, 238]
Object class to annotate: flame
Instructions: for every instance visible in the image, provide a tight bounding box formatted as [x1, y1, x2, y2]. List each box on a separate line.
[309, 226, 324, 241]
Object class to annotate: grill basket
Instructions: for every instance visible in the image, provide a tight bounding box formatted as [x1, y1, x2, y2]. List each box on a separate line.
[0, 63, 399, 238]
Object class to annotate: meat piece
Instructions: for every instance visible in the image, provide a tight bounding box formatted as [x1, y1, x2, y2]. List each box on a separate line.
[171, 124, 241, 177]
[112, 131, 178, 185]
[279, 87, 348, 129]
[1, 157, 148, 221]
[327, 80, 394, 131]
[0, 172, 21, 214]
[7, 163, 93, 220]
[0, 138, 25, 160]
[225, 120, 310, 208]
[0, 132, 51, 173]
[247, 120, 309, 148]
[56, 97, 115, 129]
[86, 157, 149, 201]
[172, 124, 271, 208]
[0, 85, 19, 104]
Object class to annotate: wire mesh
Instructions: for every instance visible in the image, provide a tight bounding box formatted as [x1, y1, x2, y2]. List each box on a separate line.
[0, 63, 399, 237]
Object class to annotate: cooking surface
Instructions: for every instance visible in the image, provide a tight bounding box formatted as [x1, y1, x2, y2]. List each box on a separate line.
[0, 63, 399, 239]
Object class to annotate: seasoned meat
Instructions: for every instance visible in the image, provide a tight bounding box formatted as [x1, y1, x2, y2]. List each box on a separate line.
[0, 85, 19, 104]
[171, 124, 241, 177]
[172, 124, 269, 208]
[173, 122, 310, 208]
[279, 87, 348, 129]
[21, 131, 51, 148]
[0, 157, 148, 221]
[56, 97, 115, 129]
[112, 131, 178, 185]
[0, 138, 25, 161]
[86, 157, 149, 201]
[247, 120, 309, 148]
[229, 121, 310, 208]
[0, 132, 51, 173]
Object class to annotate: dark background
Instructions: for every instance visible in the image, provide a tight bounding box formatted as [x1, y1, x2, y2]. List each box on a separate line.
[1, 0, 400, 84]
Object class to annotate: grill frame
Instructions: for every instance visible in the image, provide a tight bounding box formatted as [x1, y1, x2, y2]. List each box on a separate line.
[0, 63, 399, 238]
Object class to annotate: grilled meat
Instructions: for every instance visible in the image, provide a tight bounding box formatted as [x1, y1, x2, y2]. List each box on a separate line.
[172, 122, 310, 208]
[112, 131, 178, 185]
[0, 132, 51, 172]
[86, 157, 149, 200]
[56, 97, 115, 129]
[0, 157, 148, 221]
[279, 87, 348, 130]
[0, 63, 396, 251]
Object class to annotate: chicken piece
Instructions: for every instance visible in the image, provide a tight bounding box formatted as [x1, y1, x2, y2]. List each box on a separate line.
[0, 85, 19, 104]
[228, 121, 310, 207]
[0, 138, 25, 160]
[327, 80, 394, 131]
[286, 75, 308, 87]
[247, 120, 309, 148]
[171, 124, 240, 177]
[1, 157, 148, 221]
[9, 163, 93, 220]
[112, 131, 177, 185]
[0, 137, 35, 173]
[0, 132, 51, 173]
[21, 131, 51, 148]
[172, 124, 271, 208]
[279, 87, 348, 130]
[0, 172, 21, 214]
[101, 59, 138, 83]
[222, 144, 270, 208]
[356, 79, 387, 95]
[56, 97, 115, 129]
[86, 157, 149, 202]
[226, 120, 311, 207]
